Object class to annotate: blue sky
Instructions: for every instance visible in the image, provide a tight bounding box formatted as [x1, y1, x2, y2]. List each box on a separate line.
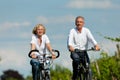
[0, 0, 120, 77]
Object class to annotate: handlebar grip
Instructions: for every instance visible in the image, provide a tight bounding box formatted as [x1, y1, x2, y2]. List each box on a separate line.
[91, 47, 95, 50]
[28, 49, 39, 58]
[52, 49, 60, 58]
[47, 56, 52, 58]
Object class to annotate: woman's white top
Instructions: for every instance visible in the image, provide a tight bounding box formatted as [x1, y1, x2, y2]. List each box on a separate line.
[30, 34, 50, 55]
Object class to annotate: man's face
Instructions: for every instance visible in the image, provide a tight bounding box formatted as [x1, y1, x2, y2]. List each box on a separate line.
[75, 18, 84, 30]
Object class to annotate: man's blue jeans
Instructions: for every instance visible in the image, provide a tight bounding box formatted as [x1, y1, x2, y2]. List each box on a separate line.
[30, 59, 40, 80]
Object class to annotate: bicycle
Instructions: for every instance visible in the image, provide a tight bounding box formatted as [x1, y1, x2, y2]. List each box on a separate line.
[75, 47, 96, 80]
[28, 49, 60, 80]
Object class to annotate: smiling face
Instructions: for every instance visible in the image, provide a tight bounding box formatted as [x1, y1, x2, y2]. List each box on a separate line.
[75, 16, 85, 31]
[36, 26, 45, 37]
[32, 24, 46, 37]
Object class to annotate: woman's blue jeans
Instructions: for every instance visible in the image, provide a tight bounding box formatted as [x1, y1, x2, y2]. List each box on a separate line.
[30, 59, 41, 80]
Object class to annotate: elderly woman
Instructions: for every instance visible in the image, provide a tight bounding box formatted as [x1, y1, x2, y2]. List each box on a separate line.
[30, 24, 55, 80]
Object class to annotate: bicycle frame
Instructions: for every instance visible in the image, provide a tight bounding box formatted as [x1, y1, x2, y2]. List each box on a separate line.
[76, 47, 95, 80]
[38, 54, 52, 80]
[77, 56, 91, 80]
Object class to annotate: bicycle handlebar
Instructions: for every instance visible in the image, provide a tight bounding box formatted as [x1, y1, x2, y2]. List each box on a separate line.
[87, 47, 96, 51]
[87, 47, 100, 51]
[28, 49, 39, 58]
[28, 49, 60, 58]
[74, 47, 99, 53]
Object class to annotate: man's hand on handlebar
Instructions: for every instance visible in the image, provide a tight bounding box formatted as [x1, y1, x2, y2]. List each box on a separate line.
[94, 44, 100, 51]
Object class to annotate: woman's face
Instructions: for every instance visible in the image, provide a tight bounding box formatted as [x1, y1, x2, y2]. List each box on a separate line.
[36, 26, 44, 37]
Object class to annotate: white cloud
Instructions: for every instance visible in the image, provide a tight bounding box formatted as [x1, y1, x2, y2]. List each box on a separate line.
[0, 49, 27, 68]
[66, 0, 119, 9]
[19, 32, 32, 39]
[99, 40, 117, 54]
[37, 16, 49, 24]
[51, 34, 66, 40]
[0, 21, 31, 32]
[50, 15, 75, 24]
[36, 15, 75, 24]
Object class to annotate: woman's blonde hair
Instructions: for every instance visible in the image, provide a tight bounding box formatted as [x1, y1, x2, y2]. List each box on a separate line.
[32, 24, 46, 35]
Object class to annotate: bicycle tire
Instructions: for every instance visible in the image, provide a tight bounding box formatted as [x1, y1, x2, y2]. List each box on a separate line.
[77, 66, 92, 80]
[45, 70, 51, 80]
[45, 74, 51, 80]
[40, 70, 42, 80]
[86, 69, 92, 80]
[40, 70, 44, 80]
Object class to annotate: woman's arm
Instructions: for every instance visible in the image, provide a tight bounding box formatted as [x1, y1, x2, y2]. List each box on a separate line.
[30, 44, 37, 58]
[46, 43, 56, 59]
[31, 43, 36, 50]
[46, 43, 52, 53]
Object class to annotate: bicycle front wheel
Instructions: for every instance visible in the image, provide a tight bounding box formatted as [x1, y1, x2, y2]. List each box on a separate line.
[85, 69, 92, 80]
[45, 70, 51, 80]
[40, 70, 45, 80]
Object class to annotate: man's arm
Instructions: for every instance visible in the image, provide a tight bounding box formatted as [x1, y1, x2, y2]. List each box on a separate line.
[30, 43, 37, 58]
[87, 29, 100, 50]
[68, 29, 75, 52]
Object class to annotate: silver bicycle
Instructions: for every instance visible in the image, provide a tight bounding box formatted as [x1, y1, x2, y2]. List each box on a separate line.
[29, 49, 60, 80]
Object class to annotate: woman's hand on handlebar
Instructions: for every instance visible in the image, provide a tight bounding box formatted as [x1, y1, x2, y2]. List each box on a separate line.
[51, 52, 56, 59]
[31, 52, 37, 59]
